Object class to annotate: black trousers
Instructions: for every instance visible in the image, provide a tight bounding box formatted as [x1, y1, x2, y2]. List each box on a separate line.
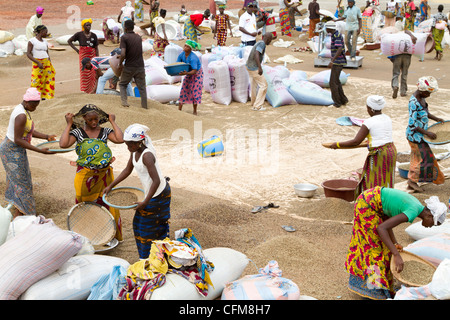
[329, 64, 348, 106]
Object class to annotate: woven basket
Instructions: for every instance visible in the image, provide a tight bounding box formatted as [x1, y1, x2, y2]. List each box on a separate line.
[67, 202, 116, 246]
[103, 186, 145, 209]
[424, 120, 450, 145]
[36, 140, 75, 153]
[391, 251, 437, 287]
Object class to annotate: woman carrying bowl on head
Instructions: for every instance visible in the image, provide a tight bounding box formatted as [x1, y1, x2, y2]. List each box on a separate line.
[0, 88, 57, 219]
[405, 76, 445, 192]
[330, 95, 397, 199]
[176, 40, 203, 115]
[103, 124, 171, 260]
[346, 187, 447, 299]
[59, 104, 124, 241]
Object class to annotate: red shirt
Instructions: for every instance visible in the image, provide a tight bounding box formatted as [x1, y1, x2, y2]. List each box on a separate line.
[190, 14, 205, 26]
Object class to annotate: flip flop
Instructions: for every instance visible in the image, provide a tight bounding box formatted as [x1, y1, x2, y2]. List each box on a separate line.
[251, 202, 280, 214]
[282, 225, 296, 232]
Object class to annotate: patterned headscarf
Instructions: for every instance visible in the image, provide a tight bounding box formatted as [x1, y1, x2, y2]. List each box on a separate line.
[81, 18, 93, 31]
[72, 104, 109, 129]
[123, 123, 157, 154]
[417, 76, 438, 93]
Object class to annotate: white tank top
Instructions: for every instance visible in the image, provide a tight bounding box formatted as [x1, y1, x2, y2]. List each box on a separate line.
[29, 37, 49, 59]
[132, 148, 166, 198]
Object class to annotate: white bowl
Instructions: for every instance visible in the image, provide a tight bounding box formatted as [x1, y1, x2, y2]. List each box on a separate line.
[156, 23, 177, 41]
[294, 183, 318, 198]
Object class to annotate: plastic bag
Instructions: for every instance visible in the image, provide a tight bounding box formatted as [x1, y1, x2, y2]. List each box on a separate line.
[263, 66, 297, 108]
[308, 69, 349, 88]
[429, 258, 450, 300]
[380, 32, 428, 57]
[283, 79, 333, 106]
[208, 60, 232, 105]
[164, 43, 183, 65]
[221, 260, 300, 300]
[227, 58, 249, 103]
[0, 205, 12, 246]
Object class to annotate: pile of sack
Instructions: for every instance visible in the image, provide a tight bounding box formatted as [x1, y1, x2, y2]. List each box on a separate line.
[0, 31, 28, 57]
[392, 217, 450, 300]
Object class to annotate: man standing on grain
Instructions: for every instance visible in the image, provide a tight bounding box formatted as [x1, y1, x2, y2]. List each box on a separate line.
[326, 21, 348, 108]
[118, 19, 147, 109]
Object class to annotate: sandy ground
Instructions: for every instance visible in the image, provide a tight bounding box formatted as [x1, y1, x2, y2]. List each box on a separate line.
[1, 0, 450, 300]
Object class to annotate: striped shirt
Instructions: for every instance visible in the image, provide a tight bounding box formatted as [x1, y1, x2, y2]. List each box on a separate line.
[331, 31, 347, 65]
[70, 127, 113, 143]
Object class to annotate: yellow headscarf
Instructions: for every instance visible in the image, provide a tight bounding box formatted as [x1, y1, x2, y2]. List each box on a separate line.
[81, 18, 93, 31]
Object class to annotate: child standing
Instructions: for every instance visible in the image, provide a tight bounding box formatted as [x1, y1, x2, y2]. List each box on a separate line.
[103, 124, 171, 260]
[214, 5, 233, 46]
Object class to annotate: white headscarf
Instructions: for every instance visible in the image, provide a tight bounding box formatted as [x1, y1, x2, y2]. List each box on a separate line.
[424, 196, 447, 225]
[123, 123, 156, 154]
[366, 95, 386, 111]
[417, 76, 439, 93]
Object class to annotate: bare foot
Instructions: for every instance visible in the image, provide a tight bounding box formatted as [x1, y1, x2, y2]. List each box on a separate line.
[407, 180, 423, 192]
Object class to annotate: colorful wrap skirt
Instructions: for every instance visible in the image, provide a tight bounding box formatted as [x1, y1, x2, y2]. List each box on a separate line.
[79, 46, 97, 94]
[279, 8, 292, 36]
[355, 142, 397, 199]
[74, 165, 123, 241]
[134, 0, 145, 22]
[345, 186, 396, 299]
[183, 17, 198, 42]
[31, 58, 55, 99]
[0, 138, 36, 216]
[408, 140, 444, 184]
[179, 68, 203, 104]
[215, 15, 229, 46]
[153, 33, 169, 58]
[361, 15, 374, 43]
[133, 182, 171, 259]
[432, 27, 445, 52]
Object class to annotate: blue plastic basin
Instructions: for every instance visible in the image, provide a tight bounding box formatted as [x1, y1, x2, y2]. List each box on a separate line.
[164, 63, 190, 76]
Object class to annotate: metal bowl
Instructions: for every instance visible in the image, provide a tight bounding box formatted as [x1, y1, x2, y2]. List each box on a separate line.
[294, 183, 318, 198]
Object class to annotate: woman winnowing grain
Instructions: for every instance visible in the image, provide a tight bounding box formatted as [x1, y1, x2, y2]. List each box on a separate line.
[59, 104, 124, 241]
[103, 124, 171, 260]
[345, 187, 446, 300]
[330, 95, 397, 200]
[0, 88, 57, 219]
[405, 76, 445, 192]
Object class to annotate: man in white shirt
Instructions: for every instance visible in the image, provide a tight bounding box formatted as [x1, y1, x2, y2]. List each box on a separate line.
[239, 1, 258, 46]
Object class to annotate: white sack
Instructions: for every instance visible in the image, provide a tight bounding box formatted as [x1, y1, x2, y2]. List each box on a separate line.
[20, 255, 130, 300]
[146, 85, 181, 103]
[151, 247, 248, 300]
[208, 60, 232, 105]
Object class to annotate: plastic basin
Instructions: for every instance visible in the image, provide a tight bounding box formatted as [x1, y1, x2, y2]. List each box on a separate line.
[164, 63, 190, 76]
[294, 183, 318, 198]
[397, 163, 410, 179]
[321, 179, 358, 202]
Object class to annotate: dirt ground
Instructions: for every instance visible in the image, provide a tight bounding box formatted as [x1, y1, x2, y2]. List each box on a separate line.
[0, 0, 450, 301]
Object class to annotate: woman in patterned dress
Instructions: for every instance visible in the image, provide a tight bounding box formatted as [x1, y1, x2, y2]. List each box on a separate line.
[68, 19, 99, 94]
[405, 76, 445, 192]
[330, 95, 397, 200]
[345, 186, 446, 299]
[59, 104, 125, 241]
[214, 5, 233, 46]
[26, 25, 56, 100]
[176, 40, 203, 115]
[0, 88, 56, 219]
